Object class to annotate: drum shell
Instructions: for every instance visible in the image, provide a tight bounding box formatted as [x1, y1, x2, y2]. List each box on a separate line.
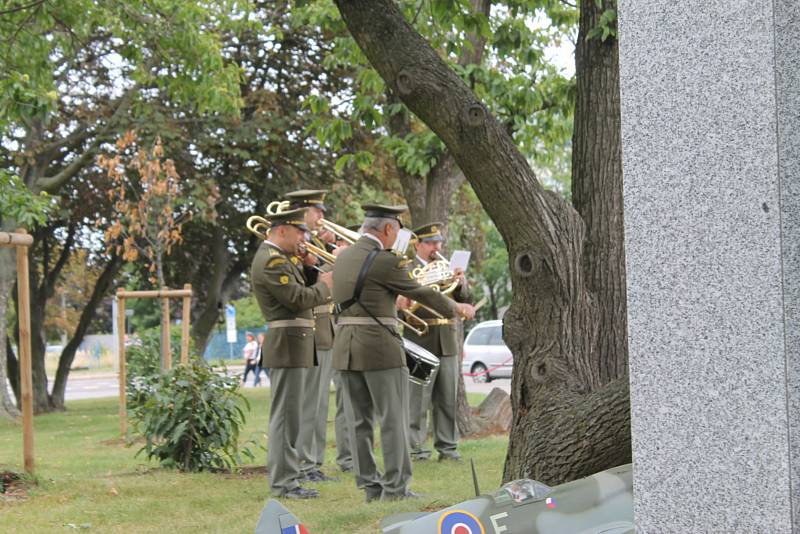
[403, 339, 440, 386]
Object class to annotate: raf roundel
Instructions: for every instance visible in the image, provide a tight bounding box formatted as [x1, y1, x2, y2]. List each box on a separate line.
[437, 510, 485, 534]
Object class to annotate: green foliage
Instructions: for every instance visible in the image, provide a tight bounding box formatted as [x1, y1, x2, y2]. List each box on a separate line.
[0, 171, 51, 227]
[125, 328, 168, 410]
[449, 184, 511, 322]
[231, 295, 267, 331]
[132, 361, 253, 472]
[295, 0, 577, 192]
[586, 1, 617, 42]
[0, 0, 245, 134]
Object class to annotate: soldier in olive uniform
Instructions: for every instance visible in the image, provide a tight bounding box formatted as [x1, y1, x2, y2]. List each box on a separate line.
[332, 205, 475, 502]
[403, 222, 471, 461]
[330, 225, 363, 472]
[283, 190, 338, 482]
[250, 208, 333, 499]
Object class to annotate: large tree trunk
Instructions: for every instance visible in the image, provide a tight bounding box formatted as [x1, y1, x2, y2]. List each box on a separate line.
[571, 0, 628, 383]
[189, 228, 251, 357]
[49, 254, 122, 409]
[0, 246, 20, 419]
[388, 0, 490, 435]
[13, 280, 50, 413]
[9, 226, 77, 413]
[334, 0, 630, 485]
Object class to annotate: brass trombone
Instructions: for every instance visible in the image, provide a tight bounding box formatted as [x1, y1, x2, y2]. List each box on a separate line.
[246, 215, 271, 240]
[266, 200, 290, 215]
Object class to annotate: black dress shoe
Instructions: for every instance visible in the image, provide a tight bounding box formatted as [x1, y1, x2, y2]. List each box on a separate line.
[339, 465, 353, 473]
[305, 469, 338, 482]
[281, 486, 320, 500]
[437, 453, 462, 462]
[381, 490, 423, 501]
[365, 488, 383, 503]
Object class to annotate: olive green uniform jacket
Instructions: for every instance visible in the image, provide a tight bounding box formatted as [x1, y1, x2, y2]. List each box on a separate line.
[403, 256, 471, 356]
[250, 241, 332, 368]
[332, 236, 458, 371]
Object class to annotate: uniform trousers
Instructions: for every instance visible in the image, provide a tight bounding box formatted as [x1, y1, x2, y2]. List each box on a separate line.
[409, 353, 460, 459]
[267, 367, 306, 496]
[341, 366, 412, 498]
[332, 370, 353, 470]
[298, 348, 334, 473]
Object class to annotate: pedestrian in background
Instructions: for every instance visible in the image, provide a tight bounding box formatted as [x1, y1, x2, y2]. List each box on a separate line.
[254, 331, 269, 386]
[241, 332, 259, 385]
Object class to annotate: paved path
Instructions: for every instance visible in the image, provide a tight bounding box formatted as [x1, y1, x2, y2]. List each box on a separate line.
[56, 367, 510, 400]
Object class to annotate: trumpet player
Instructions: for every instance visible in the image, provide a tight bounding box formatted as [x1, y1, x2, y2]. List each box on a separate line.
[250, 208, 333, 499]
[401, 222, 472, 462]
[283, 189, 338, 484]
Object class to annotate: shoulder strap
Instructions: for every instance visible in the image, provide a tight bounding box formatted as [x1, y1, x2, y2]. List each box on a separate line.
[334, 248, 380, 314]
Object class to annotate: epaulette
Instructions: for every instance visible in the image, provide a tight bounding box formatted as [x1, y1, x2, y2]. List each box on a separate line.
[266, 257, 287, 268]
[396, 258, 412, 269]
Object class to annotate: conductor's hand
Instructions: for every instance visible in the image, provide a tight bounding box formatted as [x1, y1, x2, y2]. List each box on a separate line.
[319, 271, 334, 290]
[455, 302, 476, 321]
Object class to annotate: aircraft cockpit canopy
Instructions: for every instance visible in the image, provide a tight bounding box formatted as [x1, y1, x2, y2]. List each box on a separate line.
[496, 479, 553, 504]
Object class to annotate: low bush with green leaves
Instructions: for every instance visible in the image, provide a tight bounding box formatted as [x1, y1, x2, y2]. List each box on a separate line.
[132, 361, 253, 472]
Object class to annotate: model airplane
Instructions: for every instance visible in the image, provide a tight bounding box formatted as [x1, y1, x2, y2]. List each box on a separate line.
[254, 462, 633, 534]
[380, 462, 633, 534]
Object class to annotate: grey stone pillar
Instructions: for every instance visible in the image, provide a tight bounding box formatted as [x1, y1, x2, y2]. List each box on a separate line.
[618, 1, 799, 532]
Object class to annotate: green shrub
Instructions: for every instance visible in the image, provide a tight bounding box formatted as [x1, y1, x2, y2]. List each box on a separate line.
[132, 361, 253, 472]
[126, 326, 200, 411]
[126, 329, 165, 411]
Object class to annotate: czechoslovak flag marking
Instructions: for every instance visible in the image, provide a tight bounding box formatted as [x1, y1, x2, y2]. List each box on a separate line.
[437, 510, 486, 534]
[281, 525, 309, 534]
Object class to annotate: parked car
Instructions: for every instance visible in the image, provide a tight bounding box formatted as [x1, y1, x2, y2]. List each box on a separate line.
[461, 320, 513, 383]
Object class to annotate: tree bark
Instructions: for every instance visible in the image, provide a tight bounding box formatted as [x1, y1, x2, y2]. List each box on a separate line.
[49, 254, 122, 409]
[388, 0, 490, 436]
[334, 0, 630, 485]
[10, 226, 77, 412]
[571, 0, 628, 383]
[190, 228, 251, 357]
[190, 228, 231, 356]
[0, 246, 20, 419]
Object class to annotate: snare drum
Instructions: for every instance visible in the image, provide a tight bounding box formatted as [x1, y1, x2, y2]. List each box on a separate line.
[403, 339, 440, 386]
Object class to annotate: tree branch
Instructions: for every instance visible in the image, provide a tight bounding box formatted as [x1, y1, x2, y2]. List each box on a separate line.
[35, 85, 138, 193]
[0, 0, 46, 15]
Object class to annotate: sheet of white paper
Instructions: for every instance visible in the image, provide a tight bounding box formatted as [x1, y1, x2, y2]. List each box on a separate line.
[450, 250, 471, 271]
[391, 228, 413, 254]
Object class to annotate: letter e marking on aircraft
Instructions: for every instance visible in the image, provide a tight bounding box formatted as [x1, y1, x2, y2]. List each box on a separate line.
[489, 512, 509, 533]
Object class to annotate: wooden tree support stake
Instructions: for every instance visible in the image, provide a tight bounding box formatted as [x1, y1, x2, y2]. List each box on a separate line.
[115, 284, 193, 437]
[2, 230, 35, 475]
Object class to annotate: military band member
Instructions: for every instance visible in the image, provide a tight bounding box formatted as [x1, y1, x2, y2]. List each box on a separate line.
[330, 226, 362, 472]
[250, 208, 333, 499]
[332, 205, 475, 502]
[402, 222, 471, 462]
[283, 189, 338, 483]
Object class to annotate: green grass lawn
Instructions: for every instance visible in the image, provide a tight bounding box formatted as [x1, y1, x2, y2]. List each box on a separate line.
[0, 389, 507, 533]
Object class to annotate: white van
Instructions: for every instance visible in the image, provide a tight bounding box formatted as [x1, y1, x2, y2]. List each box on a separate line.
[461, 320, 513, 383]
